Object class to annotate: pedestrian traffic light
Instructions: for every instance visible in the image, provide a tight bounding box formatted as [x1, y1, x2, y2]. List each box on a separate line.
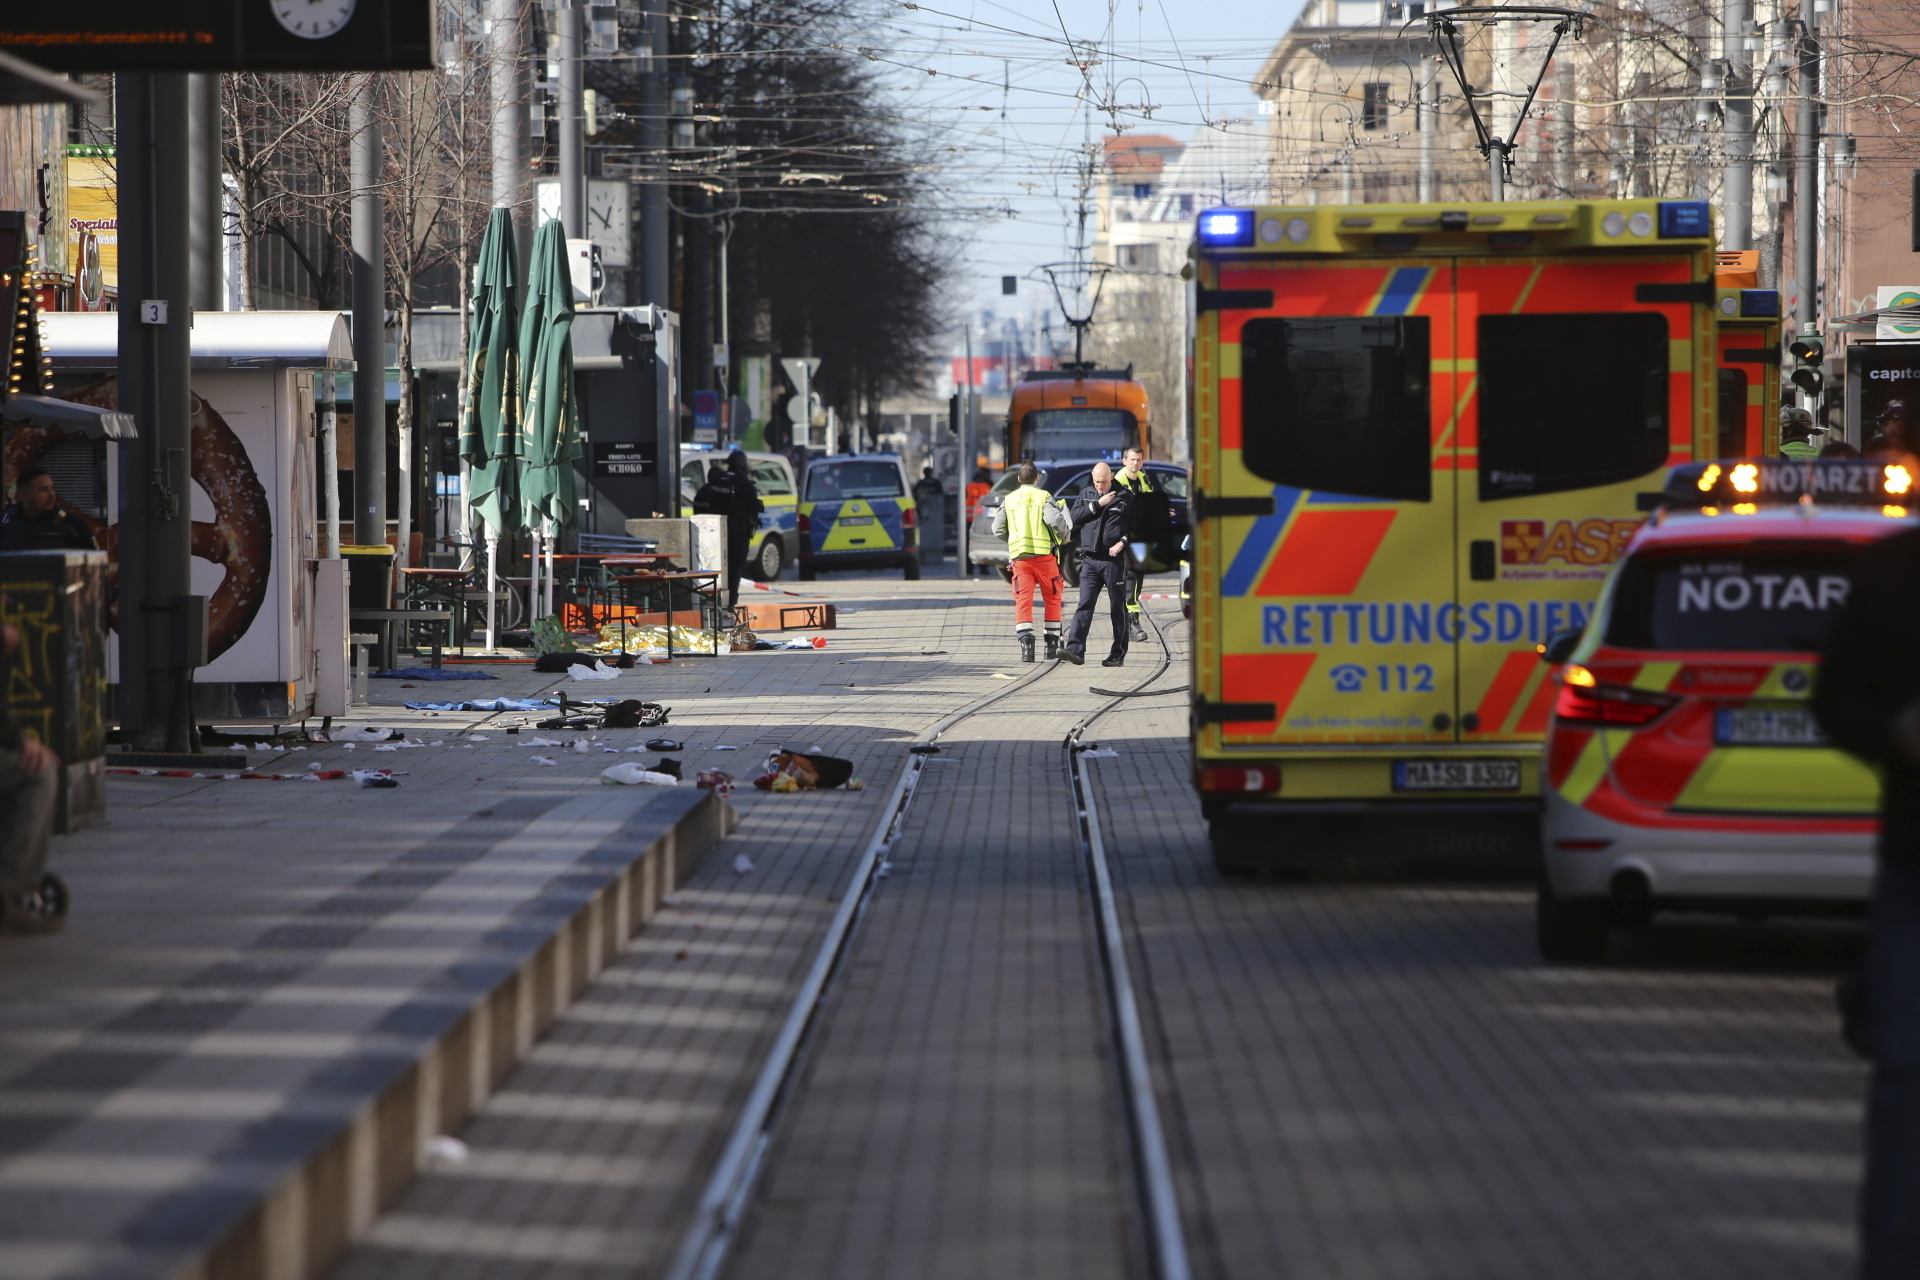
[947, 392, 960, 434]
[1789, 331, 1825, 398]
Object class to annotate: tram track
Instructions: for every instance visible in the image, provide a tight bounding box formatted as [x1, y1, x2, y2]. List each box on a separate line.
[660, 604, 1198, 1280]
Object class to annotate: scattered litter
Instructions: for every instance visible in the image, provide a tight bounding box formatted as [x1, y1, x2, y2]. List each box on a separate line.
[601, 763, 677, 786]
[1080, 748, 1120, 759]
[777, 637, 828, 650]
[567, 660, 622, 681]
[402, 698, 557, 712]
[649, 757, 683, 779]
[732, 854, 755, 874]
[602, 747, 620, 753]
[713, 745, 738, 751]
[989, 673, 1016, 680]
[340, 743, 357, 751]
[572, 739, 591, 754]
[530, 756, 559, 766]
[252, 742, 273, 751]
[471, 735, 489, 740]
[515, 737, 561, 747]
[339, 725, 396, 741]
[423, 1135, 469, 1167]
[374, 667, 497, 681]
[696, 770, 734, 795]
[351, 770, 398, 788]
[847, 778, 865, 790]
[645, 738, 682, 752]
[372, 744, 399, 752]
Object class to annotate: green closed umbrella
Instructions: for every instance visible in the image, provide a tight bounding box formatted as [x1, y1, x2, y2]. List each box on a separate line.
[460, 207, 522, 542]
[518, 218, 581, 536]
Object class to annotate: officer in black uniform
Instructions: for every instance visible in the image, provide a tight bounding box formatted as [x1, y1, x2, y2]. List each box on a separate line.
[0, 467, 97, 552]
[693, 451, 763, 608]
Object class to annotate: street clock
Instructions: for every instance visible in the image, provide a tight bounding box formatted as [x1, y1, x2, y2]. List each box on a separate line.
[271, 0, 359, 40]
[0, 0, 434, 71]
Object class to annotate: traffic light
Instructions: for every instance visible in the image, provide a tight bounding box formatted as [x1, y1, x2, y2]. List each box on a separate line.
[948, 392, 960, 434]
[1789, 330, 1825, 399]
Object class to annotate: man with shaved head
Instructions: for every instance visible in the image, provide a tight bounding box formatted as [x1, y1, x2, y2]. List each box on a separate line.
[1061, 461, 1133, 667]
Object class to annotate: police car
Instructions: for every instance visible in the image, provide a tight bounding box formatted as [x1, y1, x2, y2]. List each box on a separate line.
[1536, 458, 1911, 961]
[678, 450, 799, 580]
[797, 453, 919, 580]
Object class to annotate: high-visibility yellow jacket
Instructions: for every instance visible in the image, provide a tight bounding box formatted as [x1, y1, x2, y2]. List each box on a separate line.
[993, 483, 1070, 559]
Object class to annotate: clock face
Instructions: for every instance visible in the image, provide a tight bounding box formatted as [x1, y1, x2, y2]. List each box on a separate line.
[272, 0, 357, 39]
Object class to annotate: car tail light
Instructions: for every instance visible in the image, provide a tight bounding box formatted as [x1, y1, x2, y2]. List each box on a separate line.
[902, 507, 917, 528]
[798, 512, 811, 536]
[1199, 766, 1279, 793]
[1553, 665, 1679, 729]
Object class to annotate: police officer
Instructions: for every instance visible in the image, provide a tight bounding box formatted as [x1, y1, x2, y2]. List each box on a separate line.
[0, 467, 97, 552]
[990, 462, 1069, 662]
[1113, 446, 1165, 643]
[1061, 462, 1132, 667]
[692, 451, 763, 608]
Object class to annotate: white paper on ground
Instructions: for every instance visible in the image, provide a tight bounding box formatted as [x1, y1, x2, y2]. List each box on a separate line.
[602, 763, 678, 786]
[530, 756, 559, 766]
[567, 660, 621, 681]
[732, 854, 755, 873]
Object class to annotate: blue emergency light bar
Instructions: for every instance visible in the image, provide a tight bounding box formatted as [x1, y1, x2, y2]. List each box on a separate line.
[1197, 208, 1255, 247]
[1657, 200, 1712, 238]
[1656, 459, 1917, 510]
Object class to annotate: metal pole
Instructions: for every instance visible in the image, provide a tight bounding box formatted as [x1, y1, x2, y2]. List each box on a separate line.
[1418, 60, 1436, 203]
[961, 320, 974, 577]
[1794, 21, 1820, 344]
[1488, 142, 1506, 202]
[641, 0, 670, 307]
[116, 73, 196, 751]
[351, 80, 388, 549]
[558, 0, 585, 239]
[1554, 52, 1574, 196]
[186, 73, 223, 313]
[489, 0, 528, 275]
[1723, 0, 1755, 249]
[322, 372, 341, 557]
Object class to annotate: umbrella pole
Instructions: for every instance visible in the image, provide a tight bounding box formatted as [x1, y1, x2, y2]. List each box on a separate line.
[486, 533, 499, 653]
[531, 524, 545, 624]
[543, 517, 556, 620]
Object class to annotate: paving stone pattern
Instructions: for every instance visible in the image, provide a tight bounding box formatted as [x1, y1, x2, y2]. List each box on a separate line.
[0, 579, 1023, 1280]
[1092, 610, 1868, 1280]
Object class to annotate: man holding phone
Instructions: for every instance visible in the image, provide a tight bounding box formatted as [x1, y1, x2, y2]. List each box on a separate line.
[1061, 462, 1133, 668]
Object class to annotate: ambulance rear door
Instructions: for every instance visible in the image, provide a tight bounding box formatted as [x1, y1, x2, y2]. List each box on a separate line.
[1199, 257, 1462, 750]
[1449, 252, 1706, 745]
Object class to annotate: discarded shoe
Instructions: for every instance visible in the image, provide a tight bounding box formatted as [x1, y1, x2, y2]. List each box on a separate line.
[0, 874, 67, 935]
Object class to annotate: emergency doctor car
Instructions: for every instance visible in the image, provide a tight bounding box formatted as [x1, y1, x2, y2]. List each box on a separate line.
[1188, 197, 1721, 873]
[1535, 459, 1909, 961]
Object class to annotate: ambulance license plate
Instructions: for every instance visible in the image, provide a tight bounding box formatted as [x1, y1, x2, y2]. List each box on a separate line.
[1716, 708, 1827, 746]
[1392, 760, 1521, 791]
[840, 516, 875, 526]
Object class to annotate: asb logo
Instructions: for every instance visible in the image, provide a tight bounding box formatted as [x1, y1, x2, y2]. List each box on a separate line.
[1498, 518, 1641, 579]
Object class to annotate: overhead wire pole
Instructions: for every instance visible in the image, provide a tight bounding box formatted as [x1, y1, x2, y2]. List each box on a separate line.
[559, 0, 585, 239]
[1722, 0, 1755, 249]
[351, 79, 388, 552]
[116, 73, 198, 752]
[1794, 13, 1821, 350]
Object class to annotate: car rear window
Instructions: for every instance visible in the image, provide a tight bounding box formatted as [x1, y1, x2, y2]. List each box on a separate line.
[1604, 547, 1860, 652]
[806, 461, 904, 501]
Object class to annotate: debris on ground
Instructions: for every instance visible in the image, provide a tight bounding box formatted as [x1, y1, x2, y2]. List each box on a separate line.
[601, 763, 678, 786]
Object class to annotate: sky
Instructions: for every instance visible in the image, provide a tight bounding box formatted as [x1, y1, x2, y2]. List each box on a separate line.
[853, 0, 1309, 329]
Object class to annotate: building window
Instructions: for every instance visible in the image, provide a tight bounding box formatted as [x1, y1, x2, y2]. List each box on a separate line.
[1362, 82, 1389, 131]
[1118, 244, 1159, 272]
[1177, 194, 1194, 214]
[1132, 182, 1153, 198]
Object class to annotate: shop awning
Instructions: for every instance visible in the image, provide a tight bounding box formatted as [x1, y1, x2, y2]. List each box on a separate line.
[0, 392, 134, 439]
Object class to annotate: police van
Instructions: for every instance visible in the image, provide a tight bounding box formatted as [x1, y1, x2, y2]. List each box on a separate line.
[797, 453, 919, 580]
[1187, 198, 1722, 871]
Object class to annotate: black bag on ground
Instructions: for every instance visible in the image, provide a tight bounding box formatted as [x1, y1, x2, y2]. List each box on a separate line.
[604, 700, 669, 729]
[780, 747, 854, 789]
[534, 651, 601, 673]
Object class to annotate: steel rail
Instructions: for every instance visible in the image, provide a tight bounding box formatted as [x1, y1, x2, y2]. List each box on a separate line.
[1064, 604, 1193, 1280]
[657, 651, 1065, 1280]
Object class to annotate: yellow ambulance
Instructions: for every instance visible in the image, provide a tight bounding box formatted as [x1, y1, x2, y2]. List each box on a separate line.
[1187, 198, 1720, 872]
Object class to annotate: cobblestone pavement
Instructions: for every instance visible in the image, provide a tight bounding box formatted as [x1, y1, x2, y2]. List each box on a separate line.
[1094, 610, 1867, 1280]
[0, 575, 1026, 1280]
[331, 584, 1866, 1280]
